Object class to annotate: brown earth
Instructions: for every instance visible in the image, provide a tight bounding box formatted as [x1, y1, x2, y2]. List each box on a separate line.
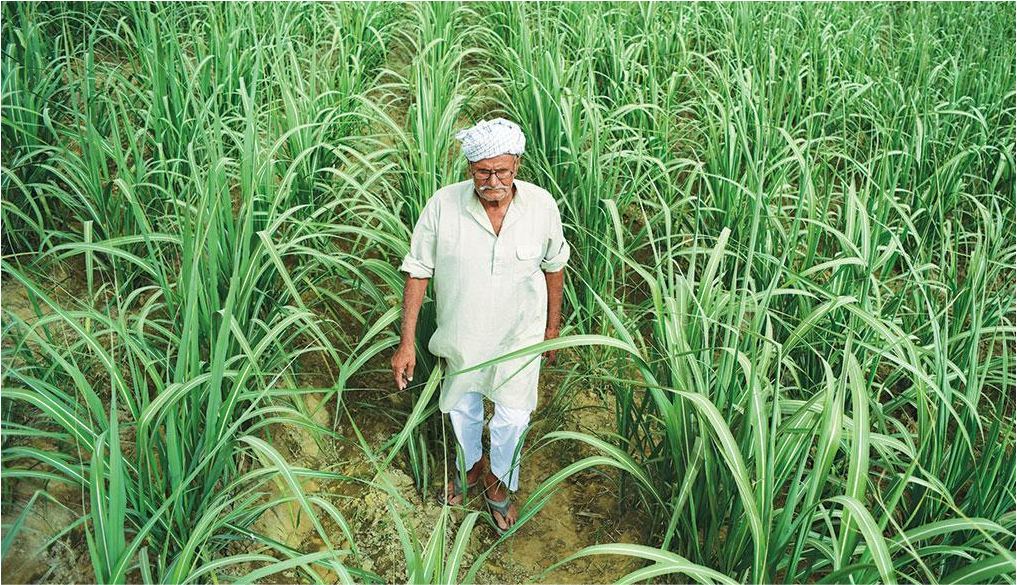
[237, 359, 649, 584]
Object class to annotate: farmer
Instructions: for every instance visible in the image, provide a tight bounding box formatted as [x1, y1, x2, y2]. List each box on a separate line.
[391, 118, 570, 534]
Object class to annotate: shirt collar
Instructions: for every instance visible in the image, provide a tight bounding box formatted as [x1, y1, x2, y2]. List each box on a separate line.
[463, 179, 528, 236]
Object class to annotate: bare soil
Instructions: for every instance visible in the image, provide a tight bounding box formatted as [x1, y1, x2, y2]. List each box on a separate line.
[242, 360, 648, 584]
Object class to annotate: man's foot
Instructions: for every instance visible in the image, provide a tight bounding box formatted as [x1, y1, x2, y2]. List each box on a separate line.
[483, 471, 518, 532]
[443, 455, 487, 506]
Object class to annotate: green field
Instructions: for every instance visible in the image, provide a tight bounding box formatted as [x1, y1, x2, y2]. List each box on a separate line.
[2, 2, 1015, 583]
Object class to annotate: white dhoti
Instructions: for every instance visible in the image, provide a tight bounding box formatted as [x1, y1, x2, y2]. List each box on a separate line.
[448, 391, 531, 492]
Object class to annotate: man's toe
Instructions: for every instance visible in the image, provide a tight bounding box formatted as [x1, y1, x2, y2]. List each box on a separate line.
[445, 484, 461, 505]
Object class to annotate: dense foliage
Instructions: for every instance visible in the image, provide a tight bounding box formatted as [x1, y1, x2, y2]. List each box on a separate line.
[2, 2, 1014, 583]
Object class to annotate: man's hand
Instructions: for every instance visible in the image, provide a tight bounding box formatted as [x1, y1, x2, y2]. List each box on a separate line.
[392, 343, 415, 390]
[394, 275, 428, 390]
[541, 327, 559, 365]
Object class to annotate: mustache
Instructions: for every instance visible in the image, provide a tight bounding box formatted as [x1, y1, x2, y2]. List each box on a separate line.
[476, 184, 510, 202]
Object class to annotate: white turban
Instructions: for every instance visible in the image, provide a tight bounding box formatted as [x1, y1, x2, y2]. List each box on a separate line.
[455, 118, 526, 162]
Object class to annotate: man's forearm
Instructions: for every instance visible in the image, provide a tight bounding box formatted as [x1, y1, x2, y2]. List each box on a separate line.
[544, 269, 564, 331]
[400, 275, 429, 348]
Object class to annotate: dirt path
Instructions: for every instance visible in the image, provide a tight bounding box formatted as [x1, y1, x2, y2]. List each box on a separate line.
[257, 358, 648, 584]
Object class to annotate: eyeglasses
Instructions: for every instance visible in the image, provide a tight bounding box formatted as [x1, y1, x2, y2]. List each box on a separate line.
[470, 168, 516, 180]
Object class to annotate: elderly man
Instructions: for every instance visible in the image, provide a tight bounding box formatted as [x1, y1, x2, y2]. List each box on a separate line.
[391, 118, 570, 534]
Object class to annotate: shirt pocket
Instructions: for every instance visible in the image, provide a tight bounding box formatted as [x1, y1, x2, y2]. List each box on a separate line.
[514, 243, 543, 280]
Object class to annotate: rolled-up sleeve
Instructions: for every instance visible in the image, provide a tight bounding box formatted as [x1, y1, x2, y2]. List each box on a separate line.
[400, 197, 439, 278]
[541, 198, 570, 273]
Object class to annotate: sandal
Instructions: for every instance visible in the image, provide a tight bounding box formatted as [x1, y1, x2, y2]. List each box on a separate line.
[435, 473, 478, 506]
[484, 493, 513, 535]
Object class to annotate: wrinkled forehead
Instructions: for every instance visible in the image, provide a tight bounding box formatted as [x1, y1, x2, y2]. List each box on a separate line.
[470, 153, 519, 169]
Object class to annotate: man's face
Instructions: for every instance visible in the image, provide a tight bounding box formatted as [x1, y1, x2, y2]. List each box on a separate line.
[470, 154, 519, 203]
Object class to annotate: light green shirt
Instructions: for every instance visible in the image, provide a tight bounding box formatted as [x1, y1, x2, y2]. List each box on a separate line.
[400, 179, 570, 412]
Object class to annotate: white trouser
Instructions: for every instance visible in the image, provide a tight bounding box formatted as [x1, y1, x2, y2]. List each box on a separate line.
[447, 391, 531, 492]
